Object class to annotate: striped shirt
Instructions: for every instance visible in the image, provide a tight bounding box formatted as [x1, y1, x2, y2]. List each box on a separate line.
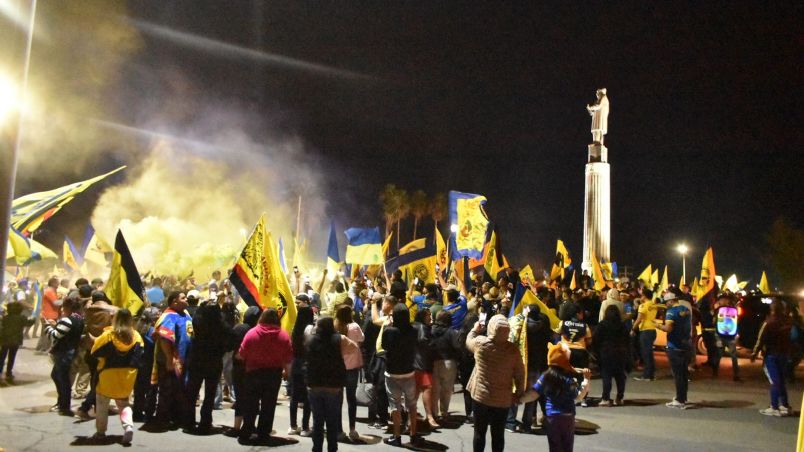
[46, 314, 84, 353]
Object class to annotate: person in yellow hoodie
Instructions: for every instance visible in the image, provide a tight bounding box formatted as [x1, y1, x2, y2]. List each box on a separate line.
[90, 309, 144, 445]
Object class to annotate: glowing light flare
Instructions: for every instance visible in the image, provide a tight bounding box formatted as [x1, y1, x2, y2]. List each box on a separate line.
[450, 224, 459, 233]
[799, 289, 804, 298]
[0, 72, 20, 123]
[676, 243, 689, 255]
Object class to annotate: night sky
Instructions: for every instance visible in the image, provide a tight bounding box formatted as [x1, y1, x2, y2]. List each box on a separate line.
[15, 2, 804, 283]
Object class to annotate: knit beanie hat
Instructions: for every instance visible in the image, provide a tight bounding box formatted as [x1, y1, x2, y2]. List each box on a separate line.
[547, 342, 574, 373]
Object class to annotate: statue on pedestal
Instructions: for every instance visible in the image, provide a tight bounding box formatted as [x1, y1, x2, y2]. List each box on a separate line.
[587, 88, 609, 145]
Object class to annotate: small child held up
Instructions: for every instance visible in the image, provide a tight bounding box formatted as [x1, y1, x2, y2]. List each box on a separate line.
[519, 342, 591, 452]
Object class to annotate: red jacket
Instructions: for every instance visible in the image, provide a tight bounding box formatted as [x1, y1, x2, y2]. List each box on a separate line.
[239, 323, 293, 373]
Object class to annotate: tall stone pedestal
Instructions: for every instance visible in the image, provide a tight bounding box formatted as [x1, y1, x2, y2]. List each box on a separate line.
[582, 143, 610, 272]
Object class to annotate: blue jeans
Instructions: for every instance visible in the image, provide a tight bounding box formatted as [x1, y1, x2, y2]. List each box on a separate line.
[639, 330, 656, 378]
[309, 388, 342, 452]
[667, 348, 689, 403]
[764, 354, 788, 409]
[51, 349, 76, 412]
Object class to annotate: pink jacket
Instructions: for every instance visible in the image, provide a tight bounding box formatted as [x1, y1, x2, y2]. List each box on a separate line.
[239, 324, 293, 373]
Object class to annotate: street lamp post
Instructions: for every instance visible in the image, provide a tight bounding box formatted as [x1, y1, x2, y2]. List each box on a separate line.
[676, 244, 689, 285]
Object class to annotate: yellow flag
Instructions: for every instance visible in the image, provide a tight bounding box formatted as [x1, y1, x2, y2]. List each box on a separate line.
[724, 274, 739, 292]
[270, 233, 297, 333]
[63, 241, 81, 271]
[759, 271, 770, 294]
[591, 250, 607, 291]
[399, 238, 426, 255]
[521, 289, 560, 330]
[638, 264, 652, 287]
[697, 247, 716, 299]
[691, 277, 699, 296]
[435, 227, 447, 272]
[569, 269, 577, 290]
[520, 265, 536, 285]
[660, 265, 669, 292]
[679, 274, 685, 287]
[382, 232, 393, 258]
[484, 231, 508, 280]
[651, 269, 659, 287]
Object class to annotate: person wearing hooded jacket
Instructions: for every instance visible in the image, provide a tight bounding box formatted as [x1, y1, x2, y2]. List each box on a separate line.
[466, 314, 525, 452]
[90, 309, 143, 445]
[381, 303, 421, 446]
[431, 310, 462, 421]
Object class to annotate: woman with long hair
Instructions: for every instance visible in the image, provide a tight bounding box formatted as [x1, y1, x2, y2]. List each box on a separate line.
[90, 309, 144, 445]
[335, 304, 364, 440]
[288, 305, 315, 436]
[593, 305, 630, 406]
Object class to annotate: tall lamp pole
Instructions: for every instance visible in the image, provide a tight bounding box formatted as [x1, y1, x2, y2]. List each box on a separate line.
[0, 0, 38, 293]
[676, 243, 689, 285]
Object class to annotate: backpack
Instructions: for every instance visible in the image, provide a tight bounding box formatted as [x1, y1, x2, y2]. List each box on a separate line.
[716, 306, 738, 337]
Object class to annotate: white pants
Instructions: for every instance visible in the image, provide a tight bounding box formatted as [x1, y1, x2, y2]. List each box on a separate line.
[96, 393, 133, 434]
[432, 359, 458, 417]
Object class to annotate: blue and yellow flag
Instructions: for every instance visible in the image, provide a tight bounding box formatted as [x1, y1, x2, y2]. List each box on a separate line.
[63, 236, 82, 271]
[449, 191, 489, 260]
[105, 230, 145, 314]
[31, 280, 43, 318]
[11, 166, 125, 235]
[8, 227, 41, 266]
[82, 226, 109, 267]
[399, 238, 426, 255]
[385, 245, 437, 285]
[326, 221, 340, 276]
[344, 227, 383, 265]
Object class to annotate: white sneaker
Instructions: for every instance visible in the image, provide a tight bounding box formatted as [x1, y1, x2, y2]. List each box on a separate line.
[666, 399, 687, 409]
[300, 429, 312, 437]
[760, 407, 782, 417]
[779, 406, 791, 416]
[122, 426, 133, 445]
[348, 430, 360, 441]
[287, 426, 301, 435]
[598, 400, 613, 407]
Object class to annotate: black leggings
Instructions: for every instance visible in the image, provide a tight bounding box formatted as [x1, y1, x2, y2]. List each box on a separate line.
[343, 369, 359, 431]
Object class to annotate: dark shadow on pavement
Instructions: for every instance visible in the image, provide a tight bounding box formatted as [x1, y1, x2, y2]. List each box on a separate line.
[623, 398, 665, 407]
[402, 438, 448, 451]
[253, 436, 299, 447]
[182, 425, 225, 435]
[694, 400, 754, 409]
[338, 433, 382, 445]
[575, 418, 600, 435]
[71, 435, 124, 446]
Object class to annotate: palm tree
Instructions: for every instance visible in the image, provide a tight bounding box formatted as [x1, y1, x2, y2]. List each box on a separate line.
[396, 188, 410, 250]
[410, 190, 428, 240]
[430, 192, 447, 232]
[380, 184, 399, 240]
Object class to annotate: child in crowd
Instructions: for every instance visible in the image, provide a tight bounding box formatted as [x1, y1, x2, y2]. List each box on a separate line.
[0, 301, 35, 381]
[90, 309, 144, 445]
[520, 342, 591, 452]
[133, 307, 160, 422]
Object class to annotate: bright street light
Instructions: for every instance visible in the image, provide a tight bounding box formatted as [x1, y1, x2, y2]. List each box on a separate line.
[0, 72, 19, 123]
[676, 243, 689, 284]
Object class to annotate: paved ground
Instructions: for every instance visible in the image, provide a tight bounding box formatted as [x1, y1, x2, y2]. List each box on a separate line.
[0, 338, 800, 452]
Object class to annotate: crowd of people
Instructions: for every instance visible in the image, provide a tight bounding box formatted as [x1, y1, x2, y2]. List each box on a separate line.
[0, 264, 801, 451]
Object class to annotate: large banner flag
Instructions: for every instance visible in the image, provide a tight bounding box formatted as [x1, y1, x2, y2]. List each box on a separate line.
[385, 245, 437, 284]
[326, 221, 340, 276]
[520, 265, 536, 285]
[759, 271, 770, 294]
[63, 236, 82, 271]
[229, 214, 296, 333]
[105, 230, 145, 314]
[344, 227, 383, 265]
[11, 166, 125, 235]
[550, 240, 572, 281]
[449, 191, 489, 260]
[510, 284, 560, 330]
[696, 247, 716, 299]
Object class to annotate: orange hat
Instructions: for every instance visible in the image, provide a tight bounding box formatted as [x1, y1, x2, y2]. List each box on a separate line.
[547, 342, 574, 373]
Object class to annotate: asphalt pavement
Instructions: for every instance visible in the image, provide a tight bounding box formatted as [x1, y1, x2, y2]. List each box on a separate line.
[0, 338, 800, 452]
